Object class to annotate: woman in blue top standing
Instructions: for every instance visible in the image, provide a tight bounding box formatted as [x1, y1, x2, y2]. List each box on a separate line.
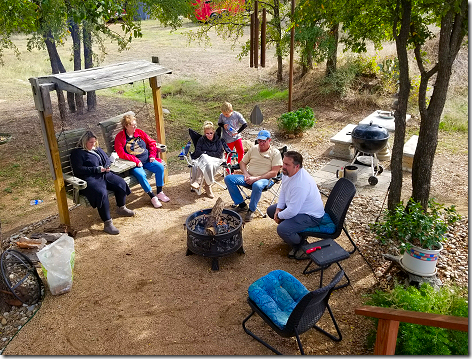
[218, 101, 247, 167]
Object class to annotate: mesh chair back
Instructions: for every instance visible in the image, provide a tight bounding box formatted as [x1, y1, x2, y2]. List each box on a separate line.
[285, 270, 344, 335]
[324, 178, 356, 238]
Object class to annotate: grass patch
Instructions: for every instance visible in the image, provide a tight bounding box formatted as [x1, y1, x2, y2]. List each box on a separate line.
[100, 78, 288, 153]
[439, 87, 468, 133]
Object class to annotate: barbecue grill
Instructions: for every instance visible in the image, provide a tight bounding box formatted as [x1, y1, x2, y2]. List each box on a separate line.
[349, 121, 389, 185]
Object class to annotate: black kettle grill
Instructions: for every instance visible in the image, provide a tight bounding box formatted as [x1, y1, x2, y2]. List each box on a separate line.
[349, 121, 390, 185]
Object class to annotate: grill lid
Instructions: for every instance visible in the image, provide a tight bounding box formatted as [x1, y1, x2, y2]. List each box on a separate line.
[351, 121, 389, 141]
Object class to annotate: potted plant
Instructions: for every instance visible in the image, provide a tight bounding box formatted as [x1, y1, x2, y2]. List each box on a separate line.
[370, 198, 461, 276]
[277, 106, 316, 137]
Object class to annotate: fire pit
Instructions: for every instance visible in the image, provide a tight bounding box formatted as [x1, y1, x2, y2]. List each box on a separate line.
[185, 208, 244, 270]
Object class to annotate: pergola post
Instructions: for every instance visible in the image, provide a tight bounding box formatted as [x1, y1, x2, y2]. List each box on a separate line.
[30, 80, 71, 226]
[149, 76, 168, 183]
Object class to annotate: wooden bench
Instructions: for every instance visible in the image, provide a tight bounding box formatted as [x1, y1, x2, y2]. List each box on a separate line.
[355, 305, 468, 355]
[56, 111, 164, 206]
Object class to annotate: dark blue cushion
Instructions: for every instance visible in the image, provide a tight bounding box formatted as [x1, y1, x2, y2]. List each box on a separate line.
[299, 212, 336, 234]
[248, 270, 309, 330]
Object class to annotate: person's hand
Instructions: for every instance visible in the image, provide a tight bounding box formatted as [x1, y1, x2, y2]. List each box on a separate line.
[274, 209, 282, 224]
[224, 124, 229, 130]
[137, 162, 143, 167]
[149, 157, 155, 162]
[245, 175, 258, 185]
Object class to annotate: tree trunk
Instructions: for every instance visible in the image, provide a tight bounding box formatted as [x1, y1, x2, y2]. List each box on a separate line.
[83, 23, 96, 110]
[273, 0, 283, 82]
[387, 0, 411, 211]
[43, 31, 67, 120]
[325, 23, 339, 77]
[411, 0, 467, 209]
[69, 18, 84, 114]
[301, 51, 312, 77]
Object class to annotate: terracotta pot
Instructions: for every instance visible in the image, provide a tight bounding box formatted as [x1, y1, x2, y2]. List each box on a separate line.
[400, 243, 443, 277]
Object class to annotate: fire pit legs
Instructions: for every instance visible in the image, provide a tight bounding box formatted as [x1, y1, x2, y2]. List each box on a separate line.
[212, 258, 219, 271]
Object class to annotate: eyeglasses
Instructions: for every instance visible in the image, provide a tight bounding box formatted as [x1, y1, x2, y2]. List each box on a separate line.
[258, 139, 269, 143]
[205, 132, 214, 136]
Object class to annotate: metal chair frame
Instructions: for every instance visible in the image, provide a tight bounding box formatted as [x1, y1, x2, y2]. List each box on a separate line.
[298, 178, 357, 290]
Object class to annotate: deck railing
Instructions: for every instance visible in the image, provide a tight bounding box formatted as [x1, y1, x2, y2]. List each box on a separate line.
[355, 305, 468, 355]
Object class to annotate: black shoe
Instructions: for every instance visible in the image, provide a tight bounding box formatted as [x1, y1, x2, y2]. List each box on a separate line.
[244, 210, 254, 222]
[233, 204, 248, 213]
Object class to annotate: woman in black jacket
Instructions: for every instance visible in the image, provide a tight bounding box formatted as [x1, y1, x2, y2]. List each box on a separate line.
[190, 121, 230, 198]
[70, 131, 134, 235]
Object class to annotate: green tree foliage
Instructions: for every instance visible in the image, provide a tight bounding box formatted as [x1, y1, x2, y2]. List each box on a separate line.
[340, 0, 468, 211]
[186, 0, 292, 82]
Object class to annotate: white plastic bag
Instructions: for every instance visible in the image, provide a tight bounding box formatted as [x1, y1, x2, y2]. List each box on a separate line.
[37, 234, 75, 295]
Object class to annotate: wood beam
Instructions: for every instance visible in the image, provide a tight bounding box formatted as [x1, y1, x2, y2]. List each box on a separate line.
[149, 76, 168, 183]
[37, 84, 71, 226]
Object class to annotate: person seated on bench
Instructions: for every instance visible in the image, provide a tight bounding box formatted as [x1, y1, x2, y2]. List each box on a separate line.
[190, 121, 231, 198]
[70, 131, 135, 235]
[114, 114, 170, 209]
[266, 151, 325, 258]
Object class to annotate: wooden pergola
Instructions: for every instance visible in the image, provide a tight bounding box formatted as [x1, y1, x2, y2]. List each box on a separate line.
[29, 60, 172, 227]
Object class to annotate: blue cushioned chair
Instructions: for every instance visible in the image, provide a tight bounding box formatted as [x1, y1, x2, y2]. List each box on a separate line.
[242, 269, 343, 355]
[298, 178, 358, 290]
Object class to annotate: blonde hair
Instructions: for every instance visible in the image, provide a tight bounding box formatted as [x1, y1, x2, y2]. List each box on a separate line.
[203, 121, 215, 132]
[121, 114, 136, 130]
[78, 130, 99, 149]
[221, 101, 233, 113]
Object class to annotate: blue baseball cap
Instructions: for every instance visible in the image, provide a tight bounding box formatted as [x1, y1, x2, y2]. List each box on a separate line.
[257, 130, 271, 140]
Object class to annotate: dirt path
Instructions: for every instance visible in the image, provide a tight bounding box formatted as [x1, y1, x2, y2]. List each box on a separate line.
[3, 173, 377, 355]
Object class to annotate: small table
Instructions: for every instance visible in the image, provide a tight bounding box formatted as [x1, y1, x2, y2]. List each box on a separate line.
[358, 110, 411, 132]
[110, 158, 136, 174]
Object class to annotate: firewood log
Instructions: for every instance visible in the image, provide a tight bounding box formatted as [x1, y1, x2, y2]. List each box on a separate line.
[205, 197, 225, 236]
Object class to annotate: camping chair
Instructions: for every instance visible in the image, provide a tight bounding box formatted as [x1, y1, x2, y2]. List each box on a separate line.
[296, 178, 357, 290]
[242, 269, 343, 355]
[180, 127, 236, 195]
[234, 145, 287, 217]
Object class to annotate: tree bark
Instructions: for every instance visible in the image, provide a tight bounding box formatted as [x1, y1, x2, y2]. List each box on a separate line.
[325, 23, 339, 77]
[43, 31, 67, 120]
[387, 0, 411, 211]
[411, 0, 467, 209]
[69, 18, 84, 114]
[83, 23, 96, 110]
[273, 0, 283, 82]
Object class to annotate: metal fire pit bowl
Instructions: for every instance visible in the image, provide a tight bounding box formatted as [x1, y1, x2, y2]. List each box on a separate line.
[185, 209, 244, 270]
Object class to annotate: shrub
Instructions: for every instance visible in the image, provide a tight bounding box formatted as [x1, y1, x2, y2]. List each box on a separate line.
[370, 198, 461, 252]
[277, 106, 316, 134]
[364, 283, 468, 355]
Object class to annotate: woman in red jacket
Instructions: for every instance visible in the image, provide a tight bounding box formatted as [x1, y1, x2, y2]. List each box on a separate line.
[114, 114, 170, 208]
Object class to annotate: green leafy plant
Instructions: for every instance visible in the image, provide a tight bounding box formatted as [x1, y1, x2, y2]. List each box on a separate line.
[364, 282, 468, 355]
[370, 198, 461, 252]
[277, 106, 316, 134]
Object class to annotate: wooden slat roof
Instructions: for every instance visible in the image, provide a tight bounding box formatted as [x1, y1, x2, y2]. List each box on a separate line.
[32, 60, 172, 94]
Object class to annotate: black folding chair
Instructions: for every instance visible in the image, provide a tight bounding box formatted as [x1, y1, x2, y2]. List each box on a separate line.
[242, 269, 343, 355]
[180, 127, 235, 194]
[297, 178, 357, 290]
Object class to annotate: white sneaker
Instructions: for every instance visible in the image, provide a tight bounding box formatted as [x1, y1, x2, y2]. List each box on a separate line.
[190, 182, 200, 189]
[151, 196, 162, 208]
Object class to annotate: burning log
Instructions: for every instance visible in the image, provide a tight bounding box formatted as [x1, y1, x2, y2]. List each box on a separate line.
[205, 197, 225, 236]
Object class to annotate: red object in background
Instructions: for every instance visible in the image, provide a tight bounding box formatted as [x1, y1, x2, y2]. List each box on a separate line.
[192, 0, 246, 22]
